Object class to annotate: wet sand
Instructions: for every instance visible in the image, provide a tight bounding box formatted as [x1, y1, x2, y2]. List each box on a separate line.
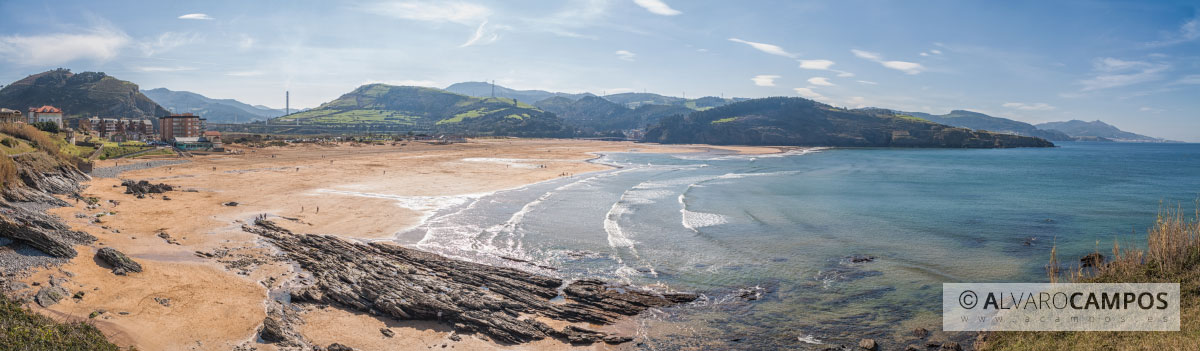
[24, 138, 782, 350]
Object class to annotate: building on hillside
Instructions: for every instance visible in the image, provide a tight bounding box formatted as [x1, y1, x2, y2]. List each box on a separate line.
[0, 108, 21, 124]
[88, 117, 155, 140]
[28, 105, 63, 127]
[159, 113, 204, 142]
[202, 131, 223, 152]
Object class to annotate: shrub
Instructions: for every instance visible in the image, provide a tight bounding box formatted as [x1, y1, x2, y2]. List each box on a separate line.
[32, 121, 60, 133]
[0, 137, 15, 148]
[0, 123, 78, 163]
[0, 294, 122, 350]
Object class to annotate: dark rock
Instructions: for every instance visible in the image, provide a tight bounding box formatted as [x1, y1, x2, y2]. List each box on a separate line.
[1081, 253, 1105, 268]
[154, 297, 171, 307]
[258, 303, 309, 347]
[940, 341, 962, 350]
[327, 343, 354, 351]
[602, 335, 633, 344]
[447, 333, 461, 342]
[35, 286, 69, 307]
[0, 202, 95, 258]
[95, 247, 142, 275]
[913, 327, 929, 338]
[858, 338, 877, 350]
[848, 255, 876, 263]
[904, 345, 921, 351]
[121, 180, 173, 196]
[223, 202, 239, 207]
[380, 328, 395, 338]
[243, 220, 696, 345]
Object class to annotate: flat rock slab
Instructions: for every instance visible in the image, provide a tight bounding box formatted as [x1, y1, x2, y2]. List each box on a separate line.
[244, 220, 698, 345]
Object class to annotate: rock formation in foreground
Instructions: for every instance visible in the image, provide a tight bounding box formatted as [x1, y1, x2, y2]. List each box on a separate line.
[1, 152, 95, 259]
[243, 220, 698, 345]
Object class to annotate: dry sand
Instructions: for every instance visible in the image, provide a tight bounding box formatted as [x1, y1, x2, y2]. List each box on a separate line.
[22, 138, 782, 350]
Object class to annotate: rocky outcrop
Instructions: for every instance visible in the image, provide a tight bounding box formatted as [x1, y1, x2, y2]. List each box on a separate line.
[95, 247, 142, 275]
[0, 151, 94, 259]
[258, 303, 308, 347]
[244, 220, 698, 345]
[0, 202, 95, 258]
[121, 180, 173, 197]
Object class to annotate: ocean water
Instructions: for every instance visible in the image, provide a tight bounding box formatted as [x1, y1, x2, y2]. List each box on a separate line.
[397, 142, 1200, 349]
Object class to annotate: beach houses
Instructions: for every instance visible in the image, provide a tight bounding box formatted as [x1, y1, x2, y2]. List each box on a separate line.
[28, 105, 63, 127]
[159, 113, 204, 142]
[0, 108, 21, 124]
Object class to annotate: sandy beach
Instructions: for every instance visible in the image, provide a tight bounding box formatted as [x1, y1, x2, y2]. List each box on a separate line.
[20, 138, 783, 350]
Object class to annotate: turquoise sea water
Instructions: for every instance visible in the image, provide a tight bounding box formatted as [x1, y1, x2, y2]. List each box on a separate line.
[400, 142, 1200, 349]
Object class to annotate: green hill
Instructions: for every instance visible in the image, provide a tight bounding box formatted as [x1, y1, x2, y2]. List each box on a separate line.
[0, 69, 169, 118]
[644, 97, 1054, 148]
[1035, 120, 1164, 142]
[142, 87, 283, 123]
[271, 84, 571, 136]
[893, 109, 1073, 141]
[535, 95, 692, 132]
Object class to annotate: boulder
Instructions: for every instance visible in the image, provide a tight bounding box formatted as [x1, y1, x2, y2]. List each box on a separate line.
[95, 247, 142, 275]
[35, 286, 70, 307]
[858, 338, 878, 350]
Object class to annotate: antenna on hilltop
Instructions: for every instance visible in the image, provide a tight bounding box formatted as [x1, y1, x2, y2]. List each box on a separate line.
[491, 80, 495, 98]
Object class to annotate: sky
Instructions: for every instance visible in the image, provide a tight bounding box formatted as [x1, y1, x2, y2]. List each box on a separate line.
[0, 0, 1198, 141]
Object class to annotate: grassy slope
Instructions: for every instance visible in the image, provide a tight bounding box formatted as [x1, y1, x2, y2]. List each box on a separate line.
[0, 294, 122, 350]
[981, 208, 1200, 350]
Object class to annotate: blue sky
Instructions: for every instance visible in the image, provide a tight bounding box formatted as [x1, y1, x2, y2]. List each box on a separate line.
[1, 0, 1198, 141]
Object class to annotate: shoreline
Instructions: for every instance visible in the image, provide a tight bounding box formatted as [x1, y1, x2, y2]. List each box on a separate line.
[8, 138, 791, 350]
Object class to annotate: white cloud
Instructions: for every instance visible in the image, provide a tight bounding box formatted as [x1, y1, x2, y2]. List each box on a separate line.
[852, 49, 925, 74]
[364, 79, 439, 87]
[857, 80, 878, 85]
[178, 13, 214, 20]
[807, 77, 835, 86]
[0, 25, 130, 65]
[798, 59, 854, 77]
[136, 66, 196, 72]
[798, 59, 834, 70]
[226, 70, 265, 77]
[460, 20, 500, 47]
[363, 1, 490, 25]
[615, 50, 636, 61]
[1139, 106, 1164, 113]
[1002, 102, 1055, 111]
[793, 87, 825, 100]
[851, 49, 882, 61]
[1146, 16, 1198, 47]
[751, 75, 780, 86]
[237, 34, 255, 49]
[1080, 57, 1168, 91]
[138, 32, 201, 56]
[1175, 74, 1200, 85]
[729, 38, 797, 58]
[881, 61, 925, 74]
[633, 0, 681, 16]
[931, 49, 942, 55]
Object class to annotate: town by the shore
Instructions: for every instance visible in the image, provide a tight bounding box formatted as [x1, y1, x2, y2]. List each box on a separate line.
[12, 138, 782, 350]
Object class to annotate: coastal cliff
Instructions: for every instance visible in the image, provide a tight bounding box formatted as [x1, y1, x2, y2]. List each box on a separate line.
[644, 97, 1055, 148]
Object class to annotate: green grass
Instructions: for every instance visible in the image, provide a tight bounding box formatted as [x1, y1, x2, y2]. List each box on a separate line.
[0, 133, 36, 155]
[438, 108, 503, 125]
[711, 117, 738, 124]
[895, 114, 929, 122]
[981, 206, 1200, 351]
[129, 148, 176, 158]
[0, 294, 123, 350]
[98, 145, 151, 160]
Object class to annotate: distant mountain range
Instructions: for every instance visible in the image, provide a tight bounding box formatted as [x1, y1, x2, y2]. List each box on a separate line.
[444, 82, 592, 103]
[534, 95, 693, 132]
[644, 97, 1054, 148]
[141, 88, 286, 124]
[1035, 120, 1166, 142]
[0, 69, 168, 118]
[271, 84, 569, 136]
[893, 110, 1074, 141]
